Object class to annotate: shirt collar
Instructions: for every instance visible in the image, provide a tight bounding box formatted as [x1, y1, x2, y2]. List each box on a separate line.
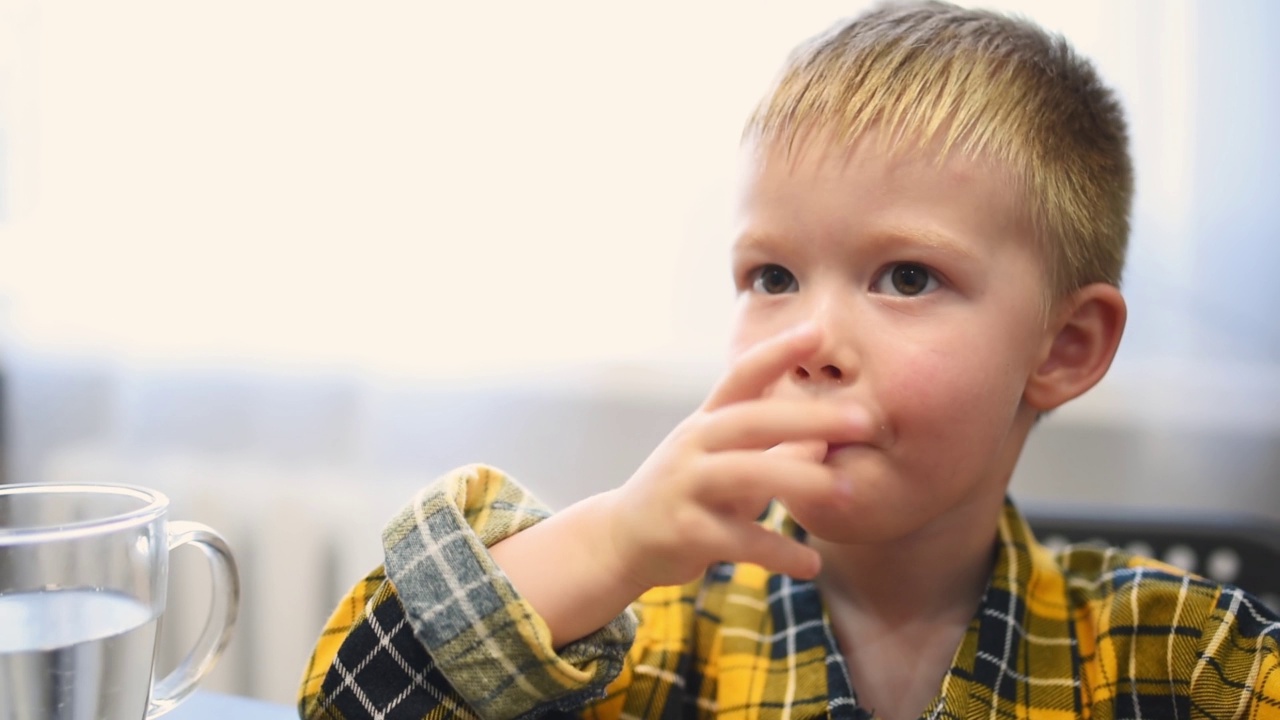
[762, 497, 1075, 718]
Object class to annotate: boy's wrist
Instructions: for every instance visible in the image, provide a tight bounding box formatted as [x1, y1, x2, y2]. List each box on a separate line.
[584, 488, 657, 601]
[489, 487, 649, 648]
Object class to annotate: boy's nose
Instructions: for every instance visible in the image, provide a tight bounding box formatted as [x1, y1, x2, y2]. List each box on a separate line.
[791, 331, 858, 389]
[793, 363, 844, 384]
[790, 298, 859, 389]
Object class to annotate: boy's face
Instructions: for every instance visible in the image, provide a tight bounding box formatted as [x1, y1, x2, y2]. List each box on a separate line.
[729, 130, 1053, 545]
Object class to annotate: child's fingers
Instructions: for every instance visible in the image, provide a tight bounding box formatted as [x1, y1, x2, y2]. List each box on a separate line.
[724, 523, 822, 579]
[702, 325, 821, 411]
[767, 439, 828, 464]
[693, 451, 848, 511]
[699, 399, 872, 452]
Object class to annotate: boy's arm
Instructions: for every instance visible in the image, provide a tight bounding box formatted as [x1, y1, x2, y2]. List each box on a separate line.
[299, 326, 869, 718]
[297, 464, 637, 720]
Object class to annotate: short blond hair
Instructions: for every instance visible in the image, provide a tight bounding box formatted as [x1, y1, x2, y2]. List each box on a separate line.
[743, 0, 1133, 302]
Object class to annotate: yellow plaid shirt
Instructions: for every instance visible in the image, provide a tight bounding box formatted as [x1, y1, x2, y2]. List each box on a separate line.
[299, 465, 1280, 720]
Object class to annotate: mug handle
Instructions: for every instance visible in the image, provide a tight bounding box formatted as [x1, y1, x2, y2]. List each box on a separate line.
[146, 520, 241, 719]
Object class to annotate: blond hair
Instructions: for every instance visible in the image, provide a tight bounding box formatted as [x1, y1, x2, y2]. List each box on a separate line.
[743, 0, 1133, 302]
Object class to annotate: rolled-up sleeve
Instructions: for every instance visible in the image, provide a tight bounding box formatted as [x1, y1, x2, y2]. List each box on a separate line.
[299, 465, 637, 720]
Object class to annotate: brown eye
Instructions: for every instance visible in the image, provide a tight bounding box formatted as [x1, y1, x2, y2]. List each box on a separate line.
[889, 263, 933, 296]
[752, 265, 798, 294]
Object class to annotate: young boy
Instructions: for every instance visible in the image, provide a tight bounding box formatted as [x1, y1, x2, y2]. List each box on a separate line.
[299, 2, 1280, 719]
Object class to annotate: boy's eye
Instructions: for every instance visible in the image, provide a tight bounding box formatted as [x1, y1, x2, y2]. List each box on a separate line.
[751, 264, 798, 294]
[873, 263, 938, 297]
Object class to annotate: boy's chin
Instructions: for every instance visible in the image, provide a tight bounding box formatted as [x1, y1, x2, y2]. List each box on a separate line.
[785, 502, 901, 547]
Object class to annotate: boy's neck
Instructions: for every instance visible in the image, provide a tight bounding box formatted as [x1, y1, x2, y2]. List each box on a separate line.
[809, 493, 1005, 720]
[809, 491, 1003, 625]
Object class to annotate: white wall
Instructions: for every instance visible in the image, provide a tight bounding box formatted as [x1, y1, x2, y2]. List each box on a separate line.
[3, 0, 1276, 381]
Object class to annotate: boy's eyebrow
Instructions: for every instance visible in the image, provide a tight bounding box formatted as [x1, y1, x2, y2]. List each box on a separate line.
[731, 227, 983, 261]
[875, 226, 982, 262]
[730, 232, 778, 256]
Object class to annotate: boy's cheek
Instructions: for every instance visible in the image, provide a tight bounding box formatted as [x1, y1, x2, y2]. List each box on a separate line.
[726, 325, 772, 361]
[727, 308, 802, 360]
[885, 359, 1024, 442]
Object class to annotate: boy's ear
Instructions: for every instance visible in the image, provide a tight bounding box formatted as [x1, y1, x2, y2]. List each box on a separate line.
[1024, 283, 1127, 412]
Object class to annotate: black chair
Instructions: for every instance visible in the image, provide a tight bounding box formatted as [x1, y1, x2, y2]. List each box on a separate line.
[1023, 503, 1280, 613]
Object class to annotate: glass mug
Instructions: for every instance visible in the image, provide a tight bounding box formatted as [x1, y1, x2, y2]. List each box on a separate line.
[0, 483, 239, 720]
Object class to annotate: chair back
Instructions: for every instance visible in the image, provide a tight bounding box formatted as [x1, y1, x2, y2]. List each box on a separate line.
[1024, 504, 1280, 612]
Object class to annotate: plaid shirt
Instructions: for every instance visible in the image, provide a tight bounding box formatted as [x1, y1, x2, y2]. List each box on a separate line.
[299, 465, 1280, 720]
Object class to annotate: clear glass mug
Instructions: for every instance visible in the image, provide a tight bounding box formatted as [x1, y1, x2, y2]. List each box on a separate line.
[0, 483, 239, 720]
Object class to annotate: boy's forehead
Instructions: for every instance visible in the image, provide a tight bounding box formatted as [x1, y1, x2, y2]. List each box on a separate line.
[733, 128, 1027, 227]
[730, 128, 1039, 261]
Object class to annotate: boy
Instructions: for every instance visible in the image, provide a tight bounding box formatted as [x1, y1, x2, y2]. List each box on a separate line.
[300, 2, 1280, 719]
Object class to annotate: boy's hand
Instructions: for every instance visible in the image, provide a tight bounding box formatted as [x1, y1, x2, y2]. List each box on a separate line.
[601, 325, 873, 593]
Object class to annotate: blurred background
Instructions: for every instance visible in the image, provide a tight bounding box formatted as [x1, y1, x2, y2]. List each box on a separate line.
[1, 0, 1277, 706]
